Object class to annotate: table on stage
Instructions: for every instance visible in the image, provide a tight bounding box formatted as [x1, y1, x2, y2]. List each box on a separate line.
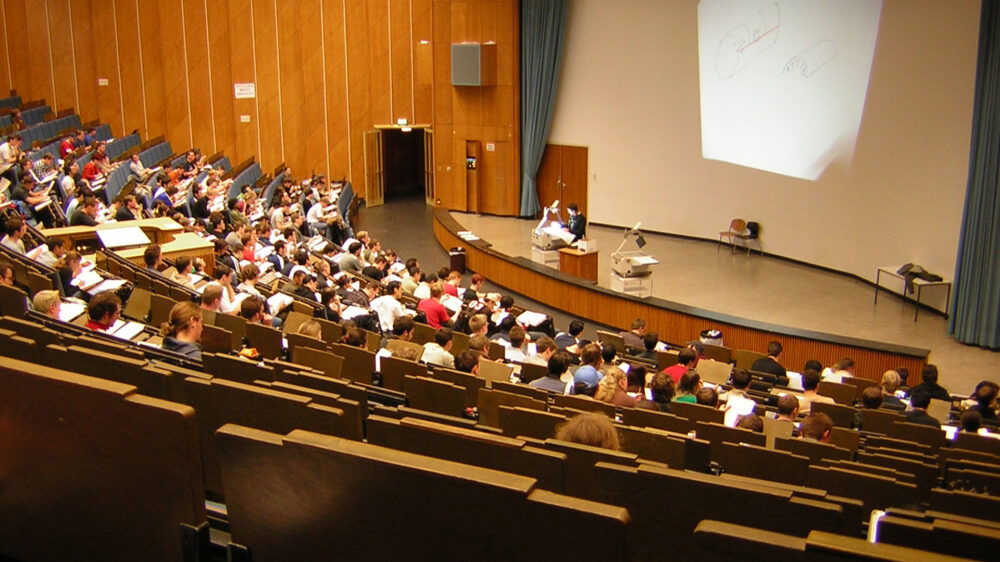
[559, 247, 599, 282]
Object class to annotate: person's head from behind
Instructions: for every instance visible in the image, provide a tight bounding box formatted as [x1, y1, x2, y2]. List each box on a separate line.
[547, 350, 572, 378]
[393, 316, 415, 340]
[736, 414, 764, 433]
[201, 285, 223, 311]
[800, 413, 833, 442]
[162, 301, 203, 342]
[144, 244, 162, 268]
[88, 290, 122, 326]
[297, 320, 322, 338]
[239, 296, 264, 323]
[32, 289, 61, 318]
[678, 370, 701, 395]
[649, 372, 675, 404]
[801, 369, 821, 392]
[580, 343, 603, 368]
[696, 387, 718, 408]
[435, 327, 454, 349]
[961, 409, 982, 433]
[595, 368, 627, 403]
[777, 394, 799, 419]
[731, 368, 751, 390]
[921, 364, 938, 384]
[468, 313, 488, 335]
[601, 343, 617, 364]
[0, 262, 12, 286]
[678, 348, 696, 366]
[469, 334, 490, 354]
[555, 412, 619, 451]
[508, 325, 525, 349]
[568, 320, 584, 337]
[861, 386, 883, 409]
[534, 336, 557, 359]
[804, 359, 823, 372]
[630, 318, 646, 335]
[974, 382, 998, 409]
[643, 332, 658, 352]
[910, 390, 932, 410]
[454, 349, 481, 374]
[881, 370, 901, 395]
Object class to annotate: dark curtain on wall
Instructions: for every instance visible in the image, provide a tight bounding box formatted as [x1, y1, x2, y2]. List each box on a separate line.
[519, 0, 568, 217]
[950, 0, 1000, 348]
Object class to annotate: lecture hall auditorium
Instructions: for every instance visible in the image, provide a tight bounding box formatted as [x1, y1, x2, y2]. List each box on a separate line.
[1, 1, 998, 560]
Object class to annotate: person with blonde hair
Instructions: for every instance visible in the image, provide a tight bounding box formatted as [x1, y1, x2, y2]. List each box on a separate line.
[297, 319, 322, 339]
[880, 370, 905, 409]
[555, 412, 620, 451]
[594, 367, 637, 408]
[32, 289, 61, 319]
[161, 301, 203, 360]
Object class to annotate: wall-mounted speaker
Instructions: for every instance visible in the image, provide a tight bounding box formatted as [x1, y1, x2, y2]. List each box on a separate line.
[451, 43, 497, 87]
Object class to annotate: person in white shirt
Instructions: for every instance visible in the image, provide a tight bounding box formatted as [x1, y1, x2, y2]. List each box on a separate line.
[723, 369, 758, 427]
[207, 264, 241, 314]
[504, 325, 529, 363]
[36, 237, 66, 268]
[238, 263, 264, 298]
[1, 216, 27, 254]
[370, 281, 407, 333]
[421, 327, 456, 369]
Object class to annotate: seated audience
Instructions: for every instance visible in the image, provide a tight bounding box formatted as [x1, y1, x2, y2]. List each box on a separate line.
[160, 301, 204, 361]
[905, 390, 941, 428]
[555, 319, 584, 351]
[860, 386, 883, 409]
[529, 350, 573, 394]
[32, 289, 61, 319]
[736, 414, 764, 433]
[696, 387, 719, 408]
[880, 370, 906, 409]
[619, 318, 646, 352]
[417, 281, 453, 329]
[636, 332, 660, 361]
[454, 349, 481, 375]
[907, 364, 951, 400]
[663, 348, 696, 385]
[636, 372, 675, 412]
[572, 343, 604, 395]
[775, 394, 799, 423]
[522, 335, 556, 367]
[675, 370, 702, 404]
[422, 328, 456, 369]
[798, 369, 834, 414]
[85, 290, 121, 332]
[595, 367, 636, 408]
[750, 340, 789, 385]
[800, 413, 833, 442]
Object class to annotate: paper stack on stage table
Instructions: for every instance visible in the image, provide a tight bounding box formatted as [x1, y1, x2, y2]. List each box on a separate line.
[516, 310, 548, 328]
[531, 224, 573, 250]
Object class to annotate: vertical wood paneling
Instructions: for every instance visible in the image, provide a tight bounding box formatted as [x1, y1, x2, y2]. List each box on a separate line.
[251, 0, 281, 170]
[26, 0, 55, 106]
[70, 0, 98, 124]
[90, 0, 123, 135]
[0, 1, 11, 94]
[46, 0, 75, 113]
[182, 0, 214, 152]
[114, 0, 145, 135]
[207, 0, 235, 156]
[138, 0, 165, 139]
[5, 0, 31, 99]
[345, 0, 371, 189]
[322, 0, 349, 178]
[389, 0, 412, 123]
[226, 0, 258, 164]
[157, 0, 190, 148]
[366, 0, 390, 125]
[296, 0, 327, 177]
[412, 0, 433, 124]
[275, 0, 306, 176]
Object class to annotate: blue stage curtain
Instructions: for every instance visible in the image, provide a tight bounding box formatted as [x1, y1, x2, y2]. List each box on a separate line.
[950, 0, 1000, 348]
[519, 0, 568, 217]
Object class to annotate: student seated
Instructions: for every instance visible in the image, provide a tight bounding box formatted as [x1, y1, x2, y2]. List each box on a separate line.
[555, 412, 620, 451]
[160, 301, 204, 361]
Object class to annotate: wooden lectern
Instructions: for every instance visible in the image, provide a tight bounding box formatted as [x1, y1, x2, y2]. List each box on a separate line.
[559, 247, 599, 282]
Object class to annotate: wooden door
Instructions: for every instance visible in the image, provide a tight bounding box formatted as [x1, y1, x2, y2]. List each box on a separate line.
[423, 129, 434, 205]
[535, 144, 588, 221]
[363, 129, 385, 207]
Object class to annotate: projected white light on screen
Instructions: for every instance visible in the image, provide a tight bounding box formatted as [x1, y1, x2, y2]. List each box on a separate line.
[698, 0, 882, 181]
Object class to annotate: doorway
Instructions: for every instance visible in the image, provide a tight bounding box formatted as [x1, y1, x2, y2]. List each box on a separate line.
[364, 127, 434, 207]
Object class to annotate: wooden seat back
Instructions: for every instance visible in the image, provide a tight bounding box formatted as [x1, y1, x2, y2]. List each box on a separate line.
[817, 381, 856, 405]
[378, 354, 428, 391]
[430, 366, 486, 406]
[858, 408, 905, 434]
[733, 349, 765, 371]
[497, 405, 566, 440]
[701, 343, 732, 364]
[328, 342, 376, 384]
[621, 406, 693, 435]
[841, 376, 879, 400]
[291, 346, 345, 380]
[694, 421, 766, 457]
[403, 375, 469, 416]
[807, 465, 918, 513]
[245, 322, 283, 359]
[200, 323, 233, 354]
[891, 420, 947, 452]
[0, 358, 206, 561]
[762, 417, 794, 448]
[717, 441, 810, 485]
[552, 393, 616, 416]
[385, 338, 425, 361]
[477, 388, 547, 428]
[203, 352, 275, 385]
[810, 401, 856, 428]
[214, 312, 247, 350]
[491, 379, 551, 401]
[775, 437, 851, 464]
[671, 400, 725, 425]
[215, 424, 630, 560]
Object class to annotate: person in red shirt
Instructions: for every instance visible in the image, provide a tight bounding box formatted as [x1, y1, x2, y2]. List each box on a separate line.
[59, 134, 76, 158]
[85, 290, 121, 332]
[663, 347, 697, 385]
[442, 270, 461, 297]
[417, 281, 452, 329]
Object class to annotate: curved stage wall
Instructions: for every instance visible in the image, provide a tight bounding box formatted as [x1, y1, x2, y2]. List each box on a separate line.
[434, 209, 928, 381]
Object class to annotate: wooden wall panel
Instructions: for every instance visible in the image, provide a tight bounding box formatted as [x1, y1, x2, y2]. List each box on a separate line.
[296, 0, 326, 178]
[26, 0, 55, 106]
[157, 0, 191, 148]
[0, 1, 11, 94]
[114, 0, 144, 135]
[207, 0, 235, 157]
[5, 0, 31, 100]
[412, 0, 433, 124]
[389, 0, 412, 123]
[70, 0, 99, 125]
[47, 0, 76, 114]
[182, 0, 214, 153]
[251, 0, 281, 170]
[275, 0, 305, 176]
[345, 0, 371, 191]
[366, 0, 390, 125]
[322, 0, 349, 179]
[138, 0, 166, 140]
[226, 0, 258, 164]
[90, 0, 123, 135]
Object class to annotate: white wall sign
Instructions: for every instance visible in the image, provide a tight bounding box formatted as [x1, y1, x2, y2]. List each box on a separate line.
[234, 83, 256, 99]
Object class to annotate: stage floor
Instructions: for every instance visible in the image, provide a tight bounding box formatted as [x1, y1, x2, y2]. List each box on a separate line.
[357, 197, 995, 395]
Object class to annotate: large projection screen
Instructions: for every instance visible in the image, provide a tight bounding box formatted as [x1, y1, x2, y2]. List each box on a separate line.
[546, 0, 978, 283]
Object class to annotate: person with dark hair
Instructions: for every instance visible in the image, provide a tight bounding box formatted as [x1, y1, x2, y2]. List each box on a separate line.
[85, 290, 121, 332]
[636, 372, 675, 412]
[905, 390, 941, 428]
[563, 203, 587, 242]
[370, 280, 406, 333]
[143, 244, 163, 271]
[798, 368, 834, 414]
[636, 332, 660, 362]
[555, 319, 584, 351]
[724, 368, 755, 427]
[803, 359, 823, 372]
[750, 341, 787, 383]
[696, 387, 719, 408]
[1, 216, 27, 254]
[800, 413, 833, 442]
[675, 370, 702, 403]
[961, 409, 983, 433]
[342, 327, 367, 349]
[776, 394, 799, 422]
[504, 325, 528, 362]
[115, 195, 142, 222]
[663, 347, 696, 385]
[338, 241, 364, 273]
[422, 327, 455, 369]
[860, 386, 883, 409]
[362, 255, 388, 281]
[0, 262, 13, 286]
[969, 382, 998, 424]
[908, 364, 950, 401]
[523, 335, 557, 367]
[619, 318, 646, 352]
[239, 296, 265, 324]
[599, 343, 619, 373]
[454, 349, 481, 374]
[530, 350, 573, 394]
[69, 196, 100, 227]
[736, 414, 764, 433]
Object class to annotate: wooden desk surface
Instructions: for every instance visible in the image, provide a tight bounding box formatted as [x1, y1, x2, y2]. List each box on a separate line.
[117, 232, 216, 275]
[45, 218, 185, 247]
